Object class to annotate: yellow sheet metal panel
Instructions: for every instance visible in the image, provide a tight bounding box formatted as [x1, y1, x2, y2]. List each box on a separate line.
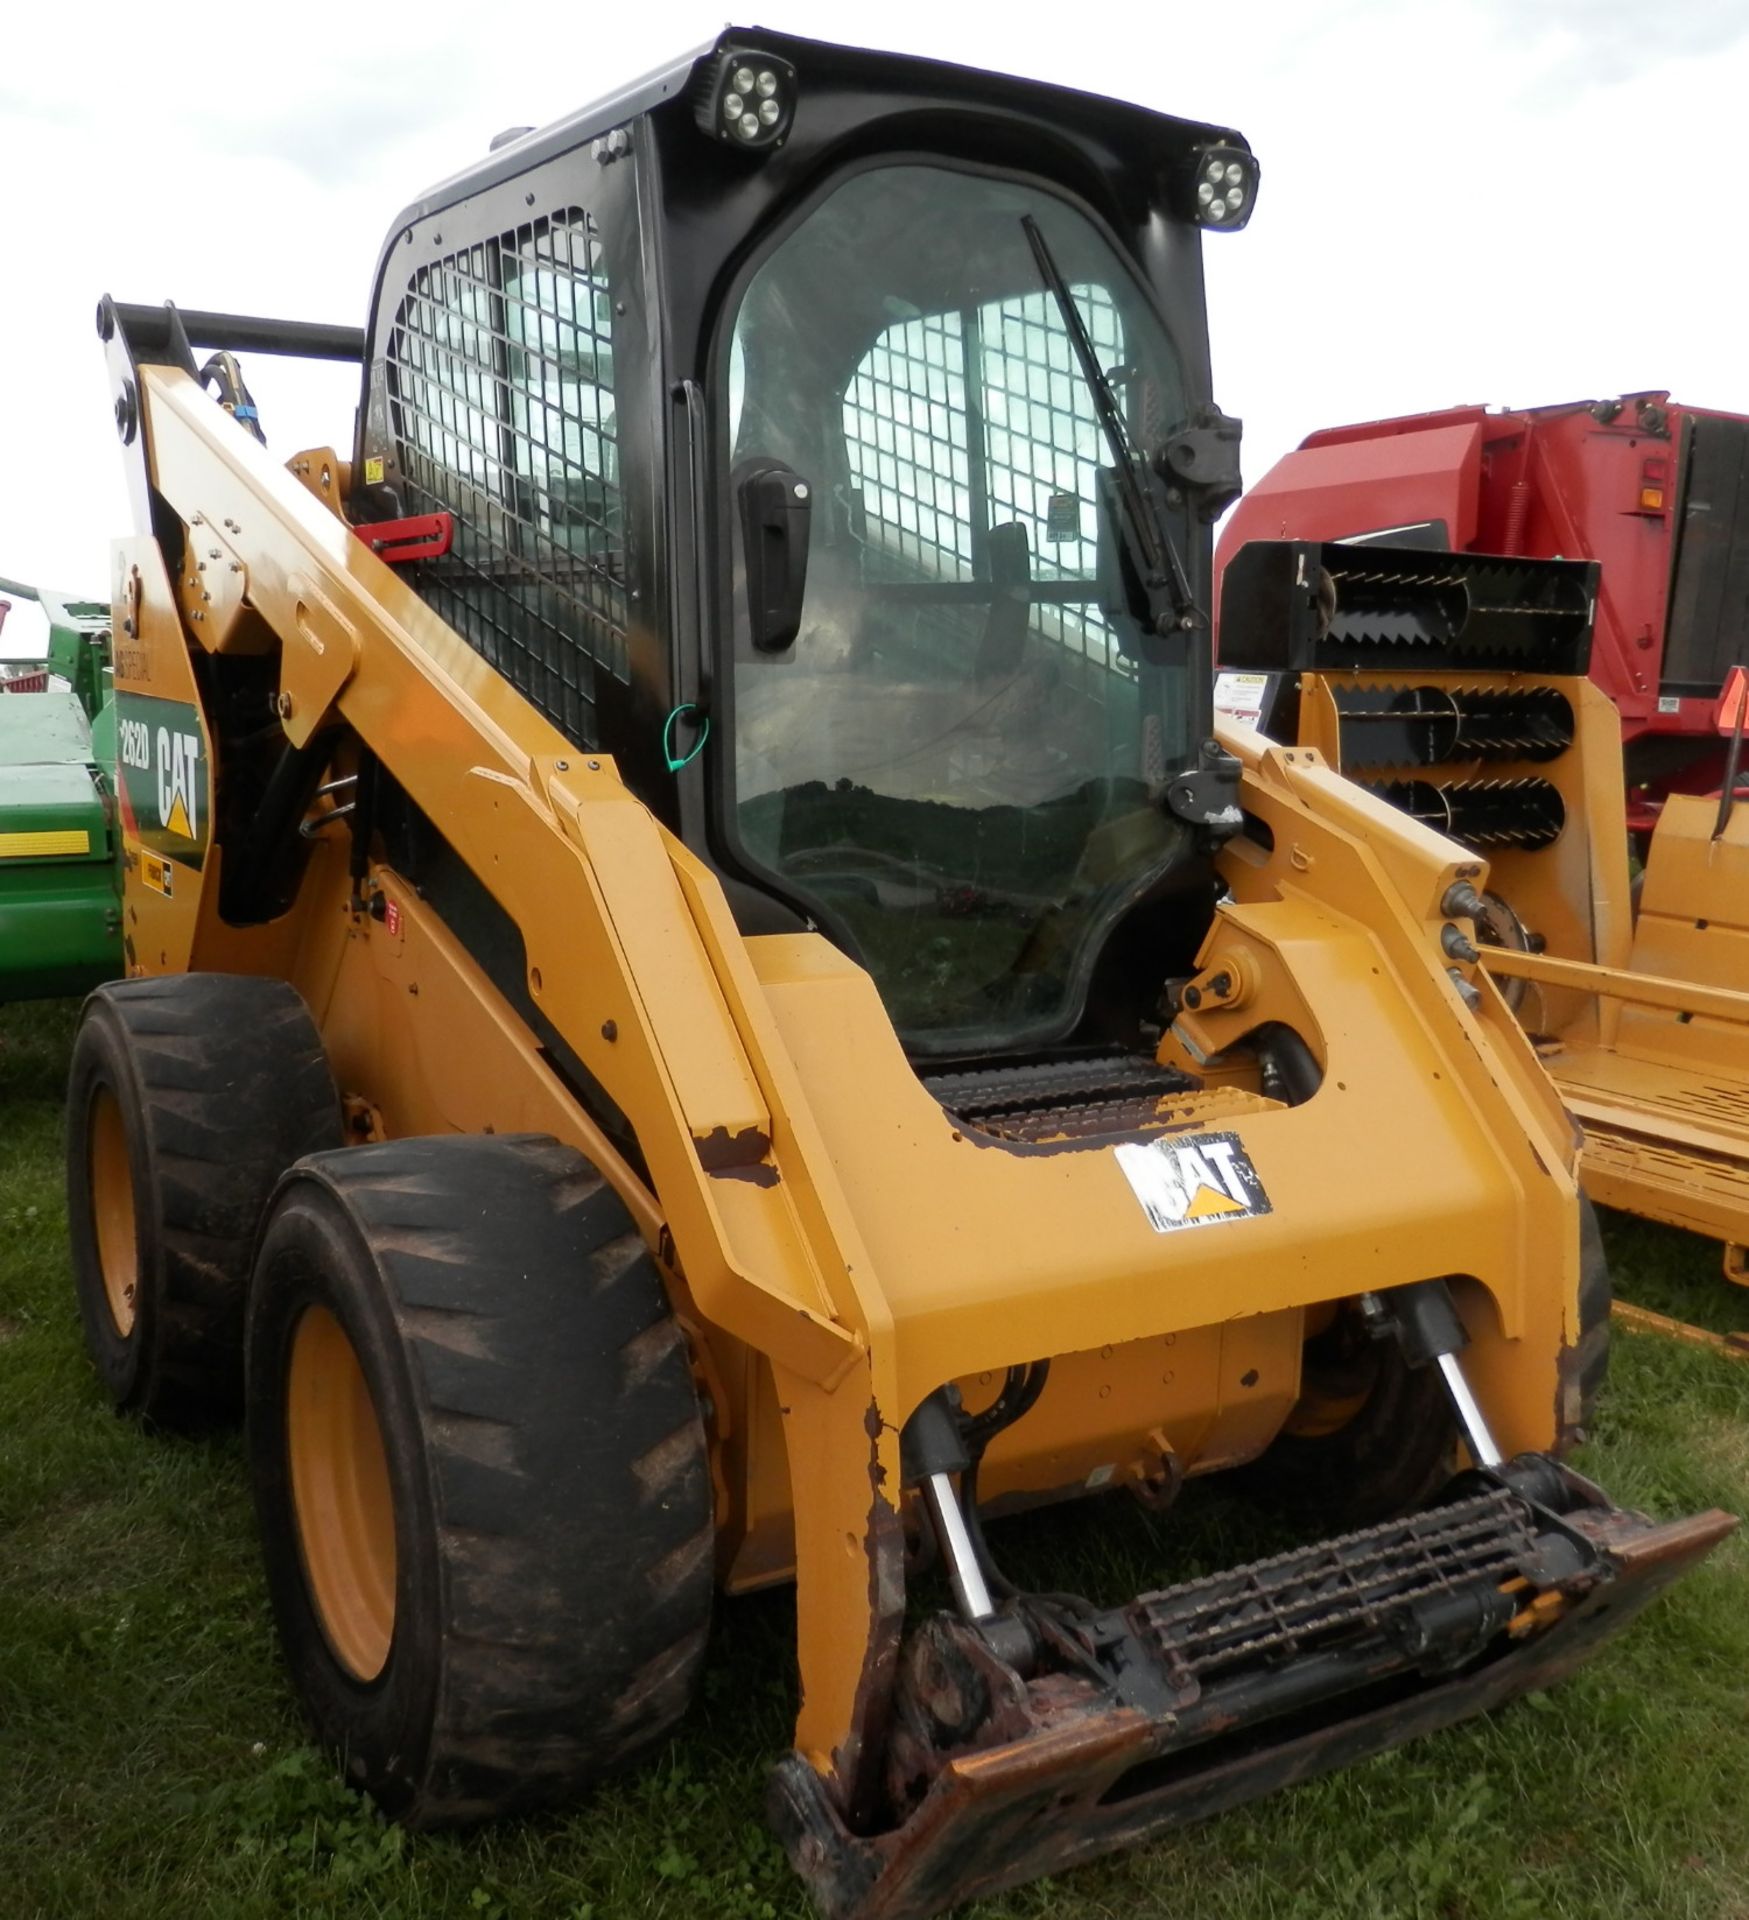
[751, 902, 1572, 1460]
[109, 537, 213, 977]
[1292, 659, 1749, 1279]
[1580, 1126, 1749, 1247]
[1619, 794, 1749, 1070]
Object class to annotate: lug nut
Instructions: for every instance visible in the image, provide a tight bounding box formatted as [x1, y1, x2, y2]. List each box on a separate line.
[1440, 923, 1481, 964]
[1441, 880, 1485, 921]
[1447, 966, 1482, 1012]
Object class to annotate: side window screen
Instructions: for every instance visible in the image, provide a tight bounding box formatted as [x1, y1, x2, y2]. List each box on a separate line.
[389, 209, 628, 749]
[843, 283, 1126, 668]
[843, 312, 971, 577]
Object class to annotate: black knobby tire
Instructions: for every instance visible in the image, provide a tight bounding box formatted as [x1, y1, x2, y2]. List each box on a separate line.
[1237, 1309, 1458, 1531]
[246, 1133, 715, 1825]
[1569, 1194, 1611, 1442]
[1247, 1199, 1612, 1519]
[65, 974, 341, 1426]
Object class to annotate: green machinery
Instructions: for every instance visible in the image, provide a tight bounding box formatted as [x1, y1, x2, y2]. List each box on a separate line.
[0, 577, 121, 1000]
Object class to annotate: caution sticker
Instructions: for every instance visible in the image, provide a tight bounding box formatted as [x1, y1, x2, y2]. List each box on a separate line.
[1045, 492, 1080, 542]
[142, 850, 174, 898]
[1214, 671, 1269, 729]
[1114, 1129, 1271, 1234]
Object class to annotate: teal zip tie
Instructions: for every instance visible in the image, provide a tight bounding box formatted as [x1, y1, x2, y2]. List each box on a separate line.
[663, 703, 710, 773]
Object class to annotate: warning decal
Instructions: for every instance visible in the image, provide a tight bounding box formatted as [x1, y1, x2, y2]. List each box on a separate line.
[1214, 671, 1269, 730]
[1114, 1129, 1272, 1234]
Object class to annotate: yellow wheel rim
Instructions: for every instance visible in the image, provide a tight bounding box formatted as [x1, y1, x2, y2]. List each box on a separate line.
[1281, 1383, 1371, 1439]
[88, 1086, 139, 1337]
[1282, 1302, 1375, 1438]
[287, 1305, 397, 1682]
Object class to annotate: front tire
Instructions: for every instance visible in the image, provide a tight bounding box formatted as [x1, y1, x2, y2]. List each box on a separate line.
[1239, 1307, 1458, 1530]
[246, 1134, 714, 1824]
[1247, 1203, 1612, 1524]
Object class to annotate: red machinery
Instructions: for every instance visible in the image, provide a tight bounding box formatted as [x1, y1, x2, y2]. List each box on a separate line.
[1216, 393, 1745, 833]
[0, 596, 50, 692]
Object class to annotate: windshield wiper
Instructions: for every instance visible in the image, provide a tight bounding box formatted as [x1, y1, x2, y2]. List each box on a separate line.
[1020, 215, 1203, 643]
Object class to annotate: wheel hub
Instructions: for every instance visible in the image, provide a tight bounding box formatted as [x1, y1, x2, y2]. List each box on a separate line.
[88, 1085, 138, 1337]
[287, 1304, 397, 1682]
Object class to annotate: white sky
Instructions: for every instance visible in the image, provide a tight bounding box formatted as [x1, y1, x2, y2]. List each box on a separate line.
[2, 0, 1746, 649]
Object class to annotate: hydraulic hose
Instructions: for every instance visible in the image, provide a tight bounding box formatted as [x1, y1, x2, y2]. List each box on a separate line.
[1253, 1022, 1323, 1107]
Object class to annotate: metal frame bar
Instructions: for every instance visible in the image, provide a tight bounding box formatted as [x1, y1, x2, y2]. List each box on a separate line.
[1611, 1299, 1749, 1359]
[106, 301, 364, 362]
[1483, 945, 1749, 1025]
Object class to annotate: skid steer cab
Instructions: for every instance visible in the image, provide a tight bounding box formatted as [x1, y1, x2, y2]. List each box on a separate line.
[76, 27, 1730, 1920]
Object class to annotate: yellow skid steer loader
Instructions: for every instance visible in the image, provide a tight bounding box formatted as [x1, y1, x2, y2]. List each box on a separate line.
[69, 30, 1731, 1918]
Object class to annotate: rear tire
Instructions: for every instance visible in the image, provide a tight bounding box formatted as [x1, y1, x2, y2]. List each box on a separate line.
[65, 974, 340, 1426]
[1238, 1309, 1458, 1531]
[1569, 1194, 1611, 1444]
[1248, 1201, 1612, 1521]
[245, 1134, 714, 1825]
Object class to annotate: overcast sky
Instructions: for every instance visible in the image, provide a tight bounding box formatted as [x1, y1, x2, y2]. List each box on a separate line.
[2, 0, 1746, 651]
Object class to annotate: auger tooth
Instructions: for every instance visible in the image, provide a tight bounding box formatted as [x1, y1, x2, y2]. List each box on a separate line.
[1363, 776, 1565, 851]
[1332, 684, 1574, 770]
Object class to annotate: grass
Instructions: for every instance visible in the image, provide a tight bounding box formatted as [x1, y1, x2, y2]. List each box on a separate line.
[4, 1000, 1749, 1920]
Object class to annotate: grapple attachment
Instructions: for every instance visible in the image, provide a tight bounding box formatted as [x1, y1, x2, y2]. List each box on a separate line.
[772, 1459, 1733, 1920]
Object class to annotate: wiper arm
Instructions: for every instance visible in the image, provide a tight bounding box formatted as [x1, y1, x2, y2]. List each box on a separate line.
[1019, 215, 1202, 639]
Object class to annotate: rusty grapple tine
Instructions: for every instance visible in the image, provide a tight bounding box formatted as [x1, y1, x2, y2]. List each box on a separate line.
[770, 1468, 1735, 1920]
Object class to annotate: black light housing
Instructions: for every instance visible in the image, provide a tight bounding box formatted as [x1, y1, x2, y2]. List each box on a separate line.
[694, 48, 798, 153]
[1175, 142, 1259, 231]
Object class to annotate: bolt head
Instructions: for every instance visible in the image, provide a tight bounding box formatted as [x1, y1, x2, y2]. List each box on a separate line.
[112, 379, 138, 444]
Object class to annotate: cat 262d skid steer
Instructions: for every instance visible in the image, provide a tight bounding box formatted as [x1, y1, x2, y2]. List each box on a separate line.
[73, 29, 1731, 1919]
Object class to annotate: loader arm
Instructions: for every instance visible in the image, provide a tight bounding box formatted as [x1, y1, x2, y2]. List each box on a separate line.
[124, 356, 929, 1793]
[138, 361, 875, 1380]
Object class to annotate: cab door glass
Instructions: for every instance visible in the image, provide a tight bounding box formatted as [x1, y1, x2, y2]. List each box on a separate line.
[723, 165, 1194, 1052]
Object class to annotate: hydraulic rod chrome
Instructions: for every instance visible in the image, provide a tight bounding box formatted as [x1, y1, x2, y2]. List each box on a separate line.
[922, 1472, 996, 1621]
[1436, 1351, 1504, 1468]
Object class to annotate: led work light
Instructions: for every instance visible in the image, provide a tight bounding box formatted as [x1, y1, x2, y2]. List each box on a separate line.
[1177, 142, 1259, 230]
[696, 49, 798, 152]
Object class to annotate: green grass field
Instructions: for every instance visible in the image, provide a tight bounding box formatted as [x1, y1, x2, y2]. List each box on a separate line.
[5, 999, 1749, 1920]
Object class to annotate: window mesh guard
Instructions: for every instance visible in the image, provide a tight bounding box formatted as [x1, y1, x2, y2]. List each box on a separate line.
[388, 209, 627, 748]
[843, 285, 1130, 671]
